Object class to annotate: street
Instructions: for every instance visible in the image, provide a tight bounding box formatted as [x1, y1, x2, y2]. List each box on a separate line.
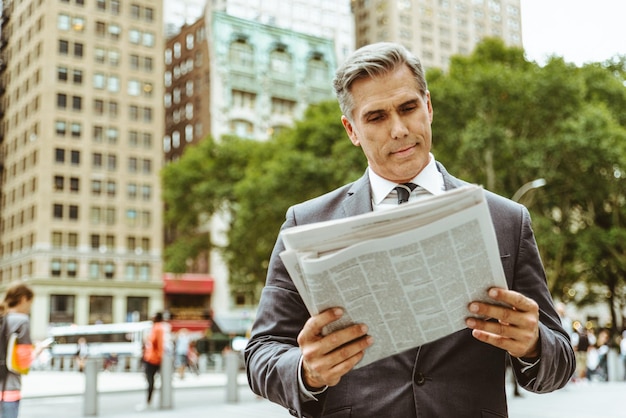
[17, 370, 625, 418]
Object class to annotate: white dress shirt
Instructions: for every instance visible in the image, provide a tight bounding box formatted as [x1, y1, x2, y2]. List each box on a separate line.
[369, 153, 445, 211]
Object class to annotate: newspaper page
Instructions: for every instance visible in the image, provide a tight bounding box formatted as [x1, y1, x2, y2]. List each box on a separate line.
[279, 185, 508, 368]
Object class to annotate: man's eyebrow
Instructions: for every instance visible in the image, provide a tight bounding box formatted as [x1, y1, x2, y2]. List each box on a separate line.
[362, 109, 385, 120]
[399, 98, 420, 108]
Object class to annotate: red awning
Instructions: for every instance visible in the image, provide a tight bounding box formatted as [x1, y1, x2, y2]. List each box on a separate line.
[167, 319, 212, 333]
[163, 273, 214, 295]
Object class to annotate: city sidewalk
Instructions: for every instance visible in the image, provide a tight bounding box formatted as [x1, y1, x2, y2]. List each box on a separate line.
[19, 370, 626, 418]
[21, 369, 234, 398]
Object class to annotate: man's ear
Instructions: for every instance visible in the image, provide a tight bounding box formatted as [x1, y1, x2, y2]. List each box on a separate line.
[341, 115, 360, 146]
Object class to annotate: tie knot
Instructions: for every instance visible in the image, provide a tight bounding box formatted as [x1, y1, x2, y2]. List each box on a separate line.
[394, 183, 417, 204]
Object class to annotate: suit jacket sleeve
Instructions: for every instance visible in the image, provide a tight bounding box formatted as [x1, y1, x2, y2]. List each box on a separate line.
[245, 206, 325, 418]
[489, 196, 575, 392]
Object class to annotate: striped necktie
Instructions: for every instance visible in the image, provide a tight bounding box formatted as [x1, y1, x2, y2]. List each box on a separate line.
[394, 183, 417, 204]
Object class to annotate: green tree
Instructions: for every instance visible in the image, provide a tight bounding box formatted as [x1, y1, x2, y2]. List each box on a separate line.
[429, 38, 626, 331]
[162, 39, 626, 329]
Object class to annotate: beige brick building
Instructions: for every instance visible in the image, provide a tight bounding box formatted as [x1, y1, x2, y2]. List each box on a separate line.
[352, 0, 522, 70]
[0, 0, 165, 339]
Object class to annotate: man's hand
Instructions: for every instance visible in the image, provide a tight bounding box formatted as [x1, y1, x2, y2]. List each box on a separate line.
[465, 288, 540, 359]
[297, 308, 373, 389]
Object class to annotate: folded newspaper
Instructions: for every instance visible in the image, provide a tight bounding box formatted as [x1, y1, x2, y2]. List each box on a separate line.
[279, 185, 508, 368]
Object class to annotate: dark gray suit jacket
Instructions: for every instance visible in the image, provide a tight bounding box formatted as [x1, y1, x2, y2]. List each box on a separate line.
[245, 162, 575, 418]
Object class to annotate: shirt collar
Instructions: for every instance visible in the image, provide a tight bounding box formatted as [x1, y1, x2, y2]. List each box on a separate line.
[368, 153, 445, 205]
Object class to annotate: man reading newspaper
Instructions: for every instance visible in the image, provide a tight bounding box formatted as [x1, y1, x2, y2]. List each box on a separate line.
[245, 42, 575, 418]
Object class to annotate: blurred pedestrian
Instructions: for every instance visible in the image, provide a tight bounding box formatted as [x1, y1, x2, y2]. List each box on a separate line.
[136, 312, 165, 411]
[74, 337, 89, 372]
[620, 330, 626, 380]
[0, 281, 51, 418]
[175, 328, 191, 379]
[187, 340, 200, 376]
[571, 322, 589, 381]
[586, 329, 609, 382]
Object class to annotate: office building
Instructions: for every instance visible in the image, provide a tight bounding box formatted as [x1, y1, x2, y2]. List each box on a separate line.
[352, 0, 522, 70]
[0, 0, 165, 338]
[162, 10, 336, 326]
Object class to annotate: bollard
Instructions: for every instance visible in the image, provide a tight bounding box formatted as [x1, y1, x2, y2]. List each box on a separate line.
[83, 358, 99, 416]
[159, 352, 174, 409]
[225, 351, 239, 403]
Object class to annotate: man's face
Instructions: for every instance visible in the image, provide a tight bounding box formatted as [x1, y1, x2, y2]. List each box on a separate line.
[341, 65, 433, 183]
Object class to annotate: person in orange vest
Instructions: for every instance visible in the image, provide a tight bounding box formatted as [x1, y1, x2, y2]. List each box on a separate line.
[136, 312, 165, 411]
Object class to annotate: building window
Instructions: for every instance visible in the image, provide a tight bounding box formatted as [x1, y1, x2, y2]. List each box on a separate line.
[72, 96, 82, 111]
[229, 40, 253, 68]
[54, 176, 64, 191]
[71, 122, 81, 138]
[59, 40, 69, 55]
[270, 49, 291, 75]
[95, 47, 106, 63]
[51, 259, 62, 276]
[108, 24, 121, 40]
[130, 4, 140, 19]
[68, 205, 79, 220]
[89, 262, 100, 279]
[127, 183, 137, 199]
[307, 57, 328, 82]
[91, 207, 102, 224]
[49, 295, 75, 324]
[94, 73, 106, 89]
[70, 150, 80, 165]
[74, 42, 83, 57]
[58, 14, 71, 30]
[67, 260, 77, 277]
[68, 233, 78, 248]
[89, 295, 113, 323]
[142, 159, 151, 174]
[72, 68, 82, 83]
[127, 236, 136, 253]
[105, 207, 115, 225]
[55, 148, 65, 163]
[126, 297, 149, 321]
[70, 177, 79, 192]
[94, 99, 104, 115]
[141, 184, 151, 200]
[57, 66, 68, 82]
[93, 153, 103, 168]
[106, 180, 116, 196]
[125, 263, 136, 280]
[56, 120, 67, 136]
[53, 204, 63, 219]
[107, 154, 117, 171]
[57, 93, 67, 109]
[126, 209, 137, 227]
[104, 262, 115, 279]
[92, 180, 102, 195]
[139, 264, 150, 280]
[52, 231, 63, 247]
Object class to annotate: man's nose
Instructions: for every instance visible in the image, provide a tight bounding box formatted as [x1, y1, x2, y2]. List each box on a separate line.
[390, 114, 409, 139]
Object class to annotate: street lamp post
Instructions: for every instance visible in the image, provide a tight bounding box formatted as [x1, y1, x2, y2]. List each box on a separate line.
[512, 178, 546, 203]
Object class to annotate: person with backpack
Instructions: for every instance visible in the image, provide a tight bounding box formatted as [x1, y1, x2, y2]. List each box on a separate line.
[0, 281, 49, 418]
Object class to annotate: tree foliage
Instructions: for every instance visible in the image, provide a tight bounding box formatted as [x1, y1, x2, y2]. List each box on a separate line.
[162, 38, 626, 329]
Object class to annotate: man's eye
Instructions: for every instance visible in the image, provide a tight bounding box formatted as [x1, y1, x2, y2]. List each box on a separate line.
[401, 105, 417, 113]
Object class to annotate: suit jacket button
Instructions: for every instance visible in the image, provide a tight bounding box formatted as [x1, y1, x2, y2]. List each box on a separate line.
[415, 372, 426, 386]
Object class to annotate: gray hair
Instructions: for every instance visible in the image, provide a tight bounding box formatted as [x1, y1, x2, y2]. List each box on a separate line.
[333, 42, 428, 121]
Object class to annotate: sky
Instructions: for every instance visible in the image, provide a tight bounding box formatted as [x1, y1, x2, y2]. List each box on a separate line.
[520, 0, 626, 66]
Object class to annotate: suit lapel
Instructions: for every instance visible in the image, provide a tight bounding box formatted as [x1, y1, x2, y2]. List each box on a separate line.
[342, 162, 464, 218]
[342, 171, 373, 217]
